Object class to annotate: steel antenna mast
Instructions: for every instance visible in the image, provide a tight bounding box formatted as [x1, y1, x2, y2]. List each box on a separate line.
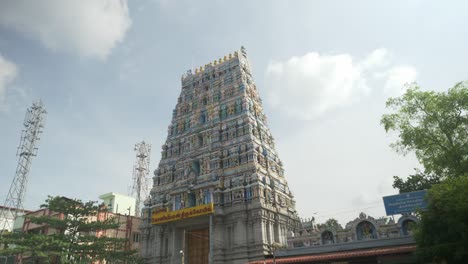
[132, 141, 151, 217]
[0, 100, 47, 232]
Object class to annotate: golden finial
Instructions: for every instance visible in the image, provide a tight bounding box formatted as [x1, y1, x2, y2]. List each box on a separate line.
[223, 55, 227, 61]
[199, 66, 203, 72]
[214, 60, 217, 65]
[229, 53, 232, 59]
[218, 58, 222, 63]
[195, 68, 199, 74]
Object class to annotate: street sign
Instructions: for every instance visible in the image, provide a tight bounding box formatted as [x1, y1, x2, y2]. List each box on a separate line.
[383, 190, 428, 215]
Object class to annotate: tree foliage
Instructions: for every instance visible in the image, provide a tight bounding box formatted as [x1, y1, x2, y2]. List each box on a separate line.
[392, 169, 442, 194]
[317, 218, 343, 231]
[415, 174, 468, 263]
[381, 82, 468, 263]
[381, 82, 468, 192]
[0, 196, 141, 263]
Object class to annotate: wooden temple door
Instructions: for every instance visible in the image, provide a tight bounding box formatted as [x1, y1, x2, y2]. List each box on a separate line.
[187, 228, 209, 264]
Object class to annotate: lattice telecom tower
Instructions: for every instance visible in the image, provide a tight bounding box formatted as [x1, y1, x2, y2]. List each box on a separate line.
[132, 141, 151, 217]
[0, 100, 47, 232]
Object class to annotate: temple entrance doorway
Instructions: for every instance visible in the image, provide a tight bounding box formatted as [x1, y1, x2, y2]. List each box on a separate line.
[187, 228, 209, 264]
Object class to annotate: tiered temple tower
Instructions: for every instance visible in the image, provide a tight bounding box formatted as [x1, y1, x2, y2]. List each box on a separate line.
[141, 47, 300, 264]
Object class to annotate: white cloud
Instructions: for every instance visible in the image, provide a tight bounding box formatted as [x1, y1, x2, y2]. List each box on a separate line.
[0, 54, 18, 109]
[361, 48, 390, 70]
[0, 0, 131, 60]
[265, 52, 370, 120]
[265, 49, 417, 119]
[383, 66, 418, 96]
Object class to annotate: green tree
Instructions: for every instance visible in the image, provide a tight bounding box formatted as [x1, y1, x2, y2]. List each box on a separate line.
[0, 196, 141, 263]
[415, 175, 468, 263]
[317, 218, 343, 231]
[381, 82, 468, 192]
[392, 169, 441, 194]
[381, 82, 468, 263]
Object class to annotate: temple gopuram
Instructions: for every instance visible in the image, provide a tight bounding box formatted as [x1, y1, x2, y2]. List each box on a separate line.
[140, 47, 300, 264]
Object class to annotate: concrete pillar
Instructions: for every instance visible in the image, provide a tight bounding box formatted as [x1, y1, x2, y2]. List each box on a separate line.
[209, 215, 214, 264]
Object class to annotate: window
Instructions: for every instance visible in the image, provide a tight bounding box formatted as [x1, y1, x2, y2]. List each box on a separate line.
[235, 99, 242, 113]
[223, 159, 230, 168]
[200, 112, 206, 124]
[245, 187, 252, 200]
[198, 134, 204, 147]
[238, 127, 244, 136]
[188, 193, 196, 207]
[220, 105, 227, 119]
[133, 232, 140, 243]
[192, 160, 200, 174]
[203, 189, 212, 204]
[185, 118, 191, 130]
[174, 195, 181, 210]
[213, 92, 220, 102]
[234, 190, 243, 200]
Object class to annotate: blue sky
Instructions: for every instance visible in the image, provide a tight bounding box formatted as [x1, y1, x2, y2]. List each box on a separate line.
[1, 0, 467, 225]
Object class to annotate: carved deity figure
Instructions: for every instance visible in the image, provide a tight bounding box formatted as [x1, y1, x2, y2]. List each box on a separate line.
[356, 221, 377, 240]
[198, 189, 203, 205]
[242, 98, 249, 111]
[180, 197, 185, 209]
[228, 104, 235, 115]
[201, 158, 209, 174]
[192, 113, 199, 126]
[230, 156, 239, 167]
[208, 106, 216, 120]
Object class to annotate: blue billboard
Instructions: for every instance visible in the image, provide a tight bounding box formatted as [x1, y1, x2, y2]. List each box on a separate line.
[383, 190, 428, 215]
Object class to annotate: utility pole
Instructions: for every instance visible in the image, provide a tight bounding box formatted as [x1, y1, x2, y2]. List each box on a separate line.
[0, 100, 46, 233]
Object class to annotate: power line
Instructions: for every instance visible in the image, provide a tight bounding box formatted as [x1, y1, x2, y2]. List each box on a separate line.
[314, 205, 381, 221]
[299, 201, 384, 222]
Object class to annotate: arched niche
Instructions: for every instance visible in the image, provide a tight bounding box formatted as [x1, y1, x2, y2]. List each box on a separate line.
[398, 215, 418, 236]
[401, 219, 416, 236]
[321, 230, 335, 245]
[356, 221, 377, 240]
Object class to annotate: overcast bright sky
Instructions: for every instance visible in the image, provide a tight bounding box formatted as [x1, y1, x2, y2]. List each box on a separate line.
[1, 0, 467, 225]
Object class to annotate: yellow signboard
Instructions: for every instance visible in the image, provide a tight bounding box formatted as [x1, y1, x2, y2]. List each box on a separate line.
[152, 203, 214, 224]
